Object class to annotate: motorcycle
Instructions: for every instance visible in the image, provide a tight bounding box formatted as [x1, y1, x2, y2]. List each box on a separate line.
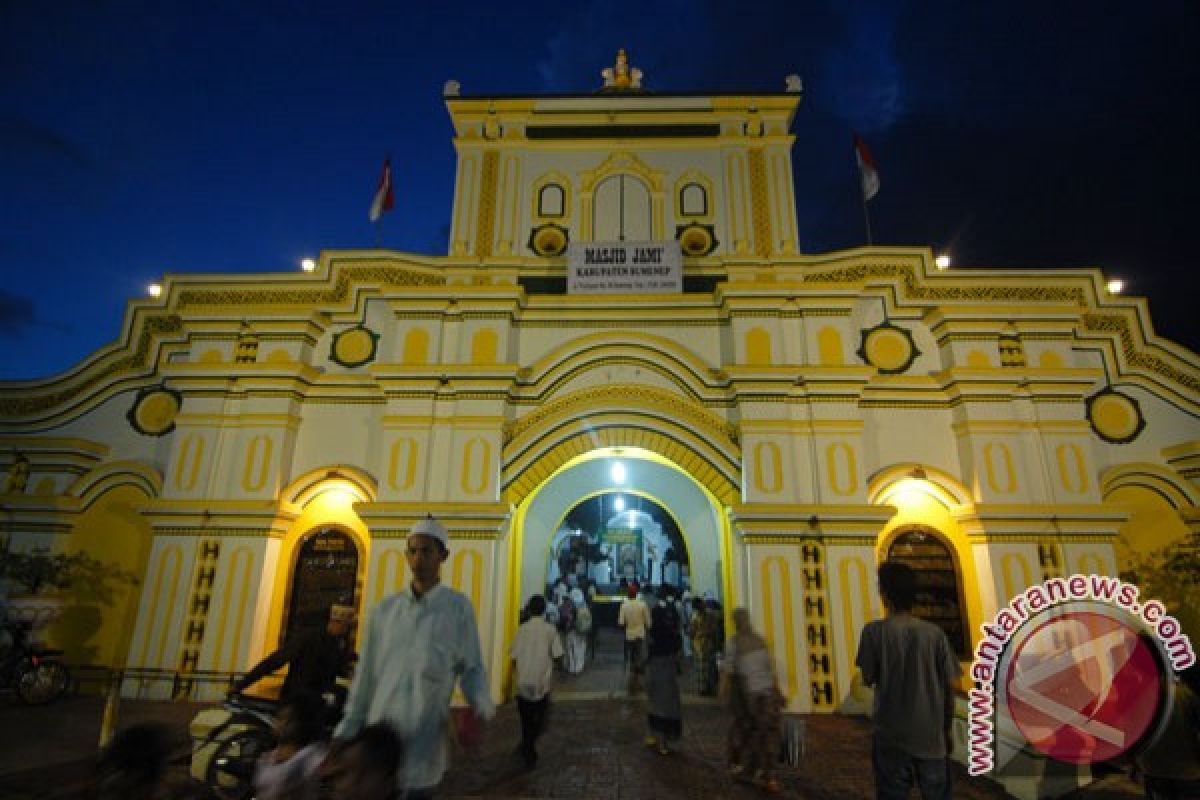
[0, 619, 71, 704]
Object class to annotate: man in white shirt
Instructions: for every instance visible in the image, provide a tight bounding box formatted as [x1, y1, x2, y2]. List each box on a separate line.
[618, 584, 652, 692]
[334, 515, 494, 799]
[510, 594, 564, 767]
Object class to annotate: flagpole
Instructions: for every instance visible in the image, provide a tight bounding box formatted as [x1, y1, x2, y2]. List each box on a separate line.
[862, 196, 873, 246]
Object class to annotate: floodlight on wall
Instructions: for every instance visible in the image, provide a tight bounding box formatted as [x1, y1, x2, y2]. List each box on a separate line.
[1106, 279, 1124, 294]
[146, 283, 163, 298]
[301, 258, 317, 272]
[934, 254, 951, 270]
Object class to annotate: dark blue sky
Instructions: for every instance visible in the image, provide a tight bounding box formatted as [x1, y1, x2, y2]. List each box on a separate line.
[2, 1, 1197, 379]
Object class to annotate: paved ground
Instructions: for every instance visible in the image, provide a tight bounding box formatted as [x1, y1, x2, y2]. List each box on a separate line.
[0, 628, 1144, 799]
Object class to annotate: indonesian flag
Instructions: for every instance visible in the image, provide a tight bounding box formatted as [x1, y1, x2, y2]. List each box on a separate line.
[368, 159, 395, 222]
[854, 134, 880, 202]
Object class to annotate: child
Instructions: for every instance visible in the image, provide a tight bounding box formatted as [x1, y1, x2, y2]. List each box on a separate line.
[330, 723, 404, 800]
[253, 692, 327, 800]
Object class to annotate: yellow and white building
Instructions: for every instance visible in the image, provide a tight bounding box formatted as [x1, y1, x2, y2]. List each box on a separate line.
[2, 55, 1198, 713]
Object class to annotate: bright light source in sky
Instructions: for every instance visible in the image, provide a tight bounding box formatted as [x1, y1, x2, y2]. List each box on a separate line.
[611, 461, 626, 484]
[935, 254, 951, 270]
[1107, 279, 1124, 294]
[301, 258, 317, 272]
[613, 495, 625, 511]
[146, 283, 163, 298]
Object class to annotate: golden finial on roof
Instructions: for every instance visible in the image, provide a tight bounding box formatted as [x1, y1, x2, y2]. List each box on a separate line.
[601, 48, 643, 91]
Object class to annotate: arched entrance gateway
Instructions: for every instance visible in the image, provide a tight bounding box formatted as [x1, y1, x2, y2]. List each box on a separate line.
[505, 445, 734, 698]
[514, 447, 731, 619]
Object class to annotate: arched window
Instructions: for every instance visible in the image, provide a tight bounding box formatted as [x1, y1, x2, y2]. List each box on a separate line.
[282, 528, 359, 646]
[680, 183, 707, 217]
[593, 174, 651, 241]
[886, 528, 968, 657]
[538, 184, 565, 218]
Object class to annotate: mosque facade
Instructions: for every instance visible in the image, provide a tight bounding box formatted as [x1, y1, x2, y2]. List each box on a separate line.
[1, 54, 1198, 713]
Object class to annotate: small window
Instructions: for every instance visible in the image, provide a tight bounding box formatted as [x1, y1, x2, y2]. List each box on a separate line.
[680, 183, 707, 217]
[538, 184, 565, 218]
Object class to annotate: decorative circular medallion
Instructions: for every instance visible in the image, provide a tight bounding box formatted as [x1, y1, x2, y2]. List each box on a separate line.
[1087, 389, 1144, 443]
[127, 386, 182, 436]
[528, 223, 568, 257]
[676, 223, 717, 256]
[857, 322, 919, 374]
[331, 325, 379, 368]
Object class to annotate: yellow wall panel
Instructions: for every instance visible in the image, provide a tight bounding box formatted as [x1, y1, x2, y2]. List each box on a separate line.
[460, 437, 491, 495]
[826, 442, 858, 496]
[746, 327, 771, 366]
[817, 326, 843, 366]
[174, 434, 205, 491]
[471, 328, 499, 365]
[1055, 443, 1089, 494]
[242, 436, 272, 492]
[983, 442, 1017, 494]
[403, 328, 430, 365]
[760, 556, 798, 701]
[388, 437, 418, 491]
[753, 441, 782, 494]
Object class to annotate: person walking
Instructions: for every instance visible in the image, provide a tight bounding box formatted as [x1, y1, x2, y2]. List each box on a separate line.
[510, 594, 564, 767]
[334, 515, 494, 800]
[618, 584, 651, 692]
[856, 560, 961, 800]
[644, 589, 683, 755]
[719, 608, 784, 794]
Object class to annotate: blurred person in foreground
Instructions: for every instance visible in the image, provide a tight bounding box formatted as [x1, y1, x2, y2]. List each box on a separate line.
[329, 723, 404, 800]
[333, 515, 494, 800]
[253, 692, 327, 800]
[720, 608, 784, 794]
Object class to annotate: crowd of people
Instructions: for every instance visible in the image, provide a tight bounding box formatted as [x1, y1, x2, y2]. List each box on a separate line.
[88, 520, 1200, 799]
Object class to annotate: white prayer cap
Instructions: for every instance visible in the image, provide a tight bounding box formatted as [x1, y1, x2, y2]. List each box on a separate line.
[410, 514, 448, 548]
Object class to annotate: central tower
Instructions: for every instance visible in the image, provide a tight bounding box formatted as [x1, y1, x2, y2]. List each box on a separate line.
[443, 50, 804, 265]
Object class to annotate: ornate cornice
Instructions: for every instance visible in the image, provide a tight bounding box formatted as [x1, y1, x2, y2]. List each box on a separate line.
[503, 383, 737, 447]
[177, 265, 444, 309]
[0, 314, 182, 420]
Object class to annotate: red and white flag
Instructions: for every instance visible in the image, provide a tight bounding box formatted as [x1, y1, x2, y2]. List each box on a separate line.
[854, 134, 880, 202]
[368, 159, 395, 222]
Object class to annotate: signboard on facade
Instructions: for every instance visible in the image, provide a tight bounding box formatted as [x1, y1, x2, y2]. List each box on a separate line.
[567, 241, 682, 294]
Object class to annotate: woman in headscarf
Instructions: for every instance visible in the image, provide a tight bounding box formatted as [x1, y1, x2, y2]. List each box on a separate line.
[644, 588, 684, 755]
[719, 608, 784, 794]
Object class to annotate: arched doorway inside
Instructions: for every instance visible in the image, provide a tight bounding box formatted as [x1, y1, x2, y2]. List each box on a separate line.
[510, 447, 730, 695]
[547, 491, 691, 596]
[281, 527, 359, 646]
[886, 526, 969, 657]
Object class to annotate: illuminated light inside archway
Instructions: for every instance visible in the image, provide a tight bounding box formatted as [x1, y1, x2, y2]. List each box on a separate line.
[613, 494, 625, 512]
[611, 461, 626, 484]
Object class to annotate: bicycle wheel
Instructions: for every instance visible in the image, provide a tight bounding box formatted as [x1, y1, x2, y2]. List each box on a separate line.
[204, 728, 273, 800]
[16, 662, 69, 704]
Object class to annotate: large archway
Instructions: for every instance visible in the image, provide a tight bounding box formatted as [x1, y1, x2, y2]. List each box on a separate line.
[509, 447, 731, 644]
